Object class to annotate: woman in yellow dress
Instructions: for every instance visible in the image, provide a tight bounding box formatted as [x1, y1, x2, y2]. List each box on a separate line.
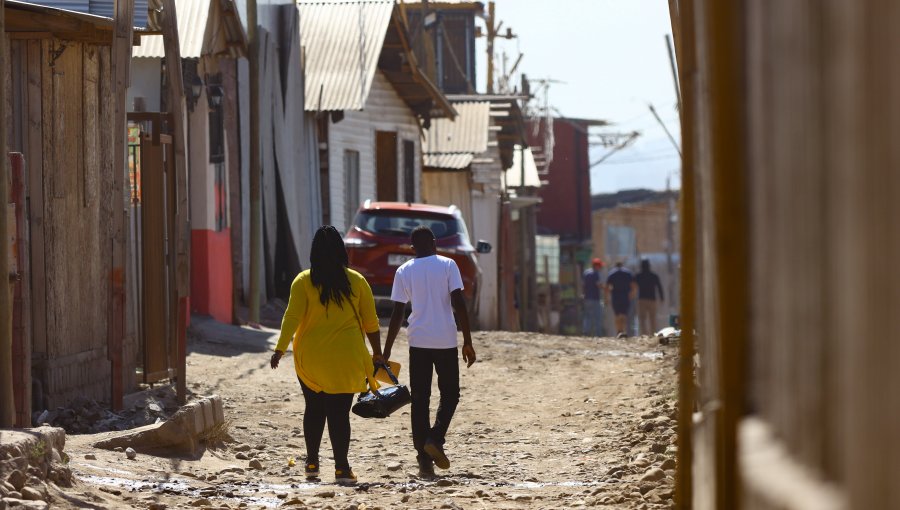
[270, 225, 384, 484]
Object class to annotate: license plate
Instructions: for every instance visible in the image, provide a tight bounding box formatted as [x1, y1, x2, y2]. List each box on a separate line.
[388, 254, 414, 266]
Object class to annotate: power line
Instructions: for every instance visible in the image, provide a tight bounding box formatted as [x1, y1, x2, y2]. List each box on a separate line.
[649, 103, 681, 156]
[595, 154, 681, 165]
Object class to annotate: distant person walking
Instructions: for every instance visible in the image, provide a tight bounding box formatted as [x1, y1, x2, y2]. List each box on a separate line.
[383, 226, 476, 478]
[635, 259, 664, 335]
[606, 261, 637, 338]
[582, 258, 606, 337]
[270, 226, 384, 485]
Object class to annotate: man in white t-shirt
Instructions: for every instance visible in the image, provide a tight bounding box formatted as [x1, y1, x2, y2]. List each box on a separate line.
[383, 226, 476, 478]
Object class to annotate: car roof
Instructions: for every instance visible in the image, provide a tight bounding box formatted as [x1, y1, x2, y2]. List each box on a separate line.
[360, 200, 458, 216]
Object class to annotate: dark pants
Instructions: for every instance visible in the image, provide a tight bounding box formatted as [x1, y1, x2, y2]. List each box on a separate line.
[299, 380, 354, 470]
[409, 347, 460, 461]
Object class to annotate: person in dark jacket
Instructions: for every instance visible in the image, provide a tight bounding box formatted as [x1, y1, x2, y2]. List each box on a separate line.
[606, 261, 637, 338]
[581, 258, 606, 337]
[635, 259, 664, 335]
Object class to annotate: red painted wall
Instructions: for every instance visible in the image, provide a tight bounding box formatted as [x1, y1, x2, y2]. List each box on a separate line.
[191, 229, 233, 324]
[528, 119, 592, 241]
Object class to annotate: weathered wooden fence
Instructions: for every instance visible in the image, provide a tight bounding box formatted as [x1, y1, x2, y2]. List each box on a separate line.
[674, 1, 900, 508]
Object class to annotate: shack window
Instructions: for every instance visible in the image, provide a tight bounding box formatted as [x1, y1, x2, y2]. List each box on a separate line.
[403, 140, 416, 202]
[209, 106, 225, 164]
[344, 150, 360, 229]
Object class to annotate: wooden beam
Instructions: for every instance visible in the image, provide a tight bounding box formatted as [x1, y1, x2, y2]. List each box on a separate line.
[672, 0, 695, 508]
[247, 0, 261, 326]
[108, 0, 133, 411]
[6, 9, 84, 32]
[158, 0, 190, 403]
[7, 31, 51, 39]
[706, 0, 748, 507]
[0, 0, 15, 428]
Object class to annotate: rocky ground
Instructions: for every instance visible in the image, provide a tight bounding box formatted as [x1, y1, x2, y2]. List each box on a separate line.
[6, 322, 679, 509]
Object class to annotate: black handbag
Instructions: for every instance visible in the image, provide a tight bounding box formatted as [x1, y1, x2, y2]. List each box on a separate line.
[352, 363, 411, 419]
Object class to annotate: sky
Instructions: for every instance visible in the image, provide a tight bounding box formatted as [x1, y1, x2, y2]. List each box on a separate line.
[472, 0, 682, 194]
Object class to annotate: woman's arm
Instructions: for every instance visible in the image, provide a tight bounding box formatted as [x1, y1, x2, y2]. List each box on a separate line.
[271, 275, 306, 369]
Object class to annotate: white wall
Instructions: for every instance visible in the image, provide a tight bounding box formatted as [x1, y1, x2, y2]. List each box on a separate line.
[327, 71, 422, 232]
[469, 142, 504, 329]
[188, 89, 216, 231]
[127, 59, 162, 112]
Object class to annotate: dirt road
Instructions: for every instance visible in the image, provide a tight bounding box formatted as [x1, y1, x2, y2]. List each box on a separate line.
[62, 324, 678, 509]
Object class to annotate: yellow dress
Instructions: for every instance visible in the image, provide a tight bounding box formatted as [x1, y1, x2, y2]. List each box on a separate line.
[274, 268, 380, 394]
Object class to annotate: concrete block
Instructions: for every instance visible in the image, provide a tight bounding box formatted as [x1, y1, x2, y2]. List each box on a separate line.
[211, 396, 225, 424]
[92, 396, 226, 458]
[201, 400, 215, 430]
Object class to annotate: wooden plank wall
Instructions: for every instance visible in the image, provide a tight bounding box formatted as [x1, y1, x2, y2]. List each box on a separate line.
[684, 0, 900, 508]
[421, 170, 473, 226]
[45, 40, 113, 406]
[6, 37, 115, 408]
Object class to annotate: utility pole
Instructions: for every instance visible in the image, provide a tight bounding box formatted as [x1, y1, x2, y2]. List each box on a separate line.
[666, 34, 681, 109]
[159, 0, 189, 403]
[247, 0, 261, 326]
[486, 1, 495, 93]
[109, 0, 134, 411]
[483, 2, 516, 94]
[0, 0, 14, 428]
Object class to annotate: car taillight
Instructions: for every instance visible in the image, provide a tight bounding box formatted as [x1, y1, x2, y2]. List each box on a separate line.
[345, 238, 376, 248]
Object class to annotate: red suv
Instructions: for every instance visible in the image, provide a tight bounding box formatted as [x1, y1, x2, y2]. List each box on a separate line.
[345, 201, 491, 320]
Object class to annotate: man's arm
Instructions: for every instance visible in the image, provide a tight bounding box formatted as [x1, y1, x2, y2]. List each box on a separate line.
[656, 275, 665, 302]
[366, 330, 384, 366]
[450, 289, 476, 367]
[383, 301, 406, 362]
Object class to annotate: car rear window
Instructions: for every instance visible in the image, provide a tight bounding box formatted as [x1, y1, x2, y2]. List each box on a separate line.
[353, 211, 462, 239]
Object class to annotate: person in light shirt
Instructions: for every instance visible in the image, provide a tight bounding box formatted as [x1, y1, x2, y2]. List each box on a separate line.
[383, 226, 476, 478]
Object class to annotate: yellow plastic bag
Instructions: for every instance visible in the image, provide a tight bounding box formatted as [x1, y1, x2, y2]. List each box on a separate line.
[374, 361, 402, 384]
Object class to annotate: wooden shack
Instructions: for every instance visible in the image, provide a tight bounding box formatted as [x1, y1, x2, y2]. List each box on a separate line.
[3, 0, 136, 422]
[673, 1, 900, 509]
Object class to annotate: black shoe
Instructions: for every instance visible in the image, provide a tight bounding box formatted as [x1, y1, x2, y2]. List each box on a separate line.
[335, 467, 358, 485]
[417, 457, 435, 478]
[305, 458, 320, 479]
[616, 331, 627, 339]
[424, 440, 450, 470]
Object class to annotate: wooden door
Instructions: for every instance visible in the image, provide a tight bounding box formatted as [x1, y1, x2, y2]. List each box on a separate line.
[376, 131, 398, 202]
[140, 133, 174, 382]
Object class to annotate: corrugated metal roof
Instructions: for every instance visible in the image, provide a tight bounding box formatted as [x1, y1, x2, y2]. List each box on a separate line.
[27, 0, 150, 26]
[423, 101, 490, 154]
[423, 153, 474, 170]
[132, 0, 211, 58]
[506, 145, 541, 188]
[299, 1, 394, 111]
[402, 0, 483, 7]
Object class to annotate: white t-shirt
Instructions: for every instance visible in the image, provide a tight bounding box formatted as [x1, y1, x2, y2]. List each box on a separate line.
[390, 255, 464, 349]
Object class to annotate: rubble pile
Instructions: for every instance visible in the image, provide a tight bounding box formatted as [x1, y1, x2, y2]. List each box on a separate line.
[32, 386, 181, 434]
